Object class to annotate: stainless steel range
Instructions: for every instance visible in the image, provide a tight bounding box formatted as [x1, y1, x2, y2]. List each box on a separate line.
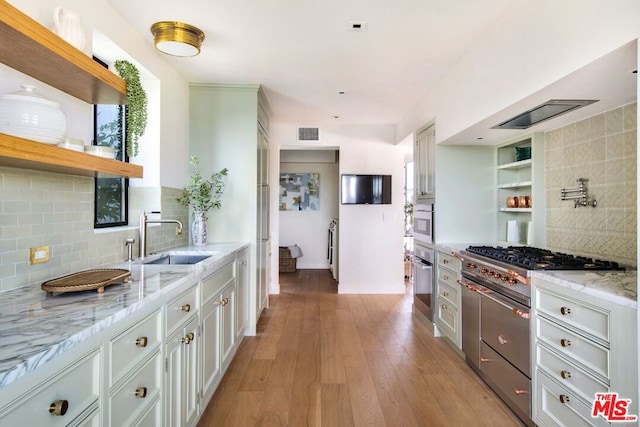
[458, 246, 623, 426]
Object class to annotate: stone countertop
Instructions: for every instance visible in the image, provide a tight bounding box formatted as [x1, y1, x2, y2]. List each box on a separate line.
[0, 242, 248, 389]
[530, 270, 637, 310]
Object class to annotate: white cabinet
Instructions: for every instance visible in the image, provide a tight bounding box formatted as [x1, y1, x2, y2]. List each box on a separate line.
[200, 261, 236, 404]
[235, 247, 250, 343]
[532, 277, 638, 426]
[496, 133, 545, 246]
[0, 348, 101, 426]
[189, 84, 272, 336]
[415, 124, 436, 203]
[108, 309, 162, 426]
[165, 287, 200, 427]
[435, 250, 462, 350]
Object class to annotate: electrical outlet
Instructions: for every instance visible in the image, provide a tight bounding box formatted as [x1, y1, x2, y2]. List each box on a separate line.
[29, 245, 50, 264]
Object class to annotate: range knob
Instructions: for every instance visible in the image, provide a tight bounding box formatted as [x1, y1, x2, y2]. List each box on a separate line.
[494, 273, 502, 281]
[501, 275, 508, 283]
[466, 263, 477, 270]
[481, 268, 489, 275]
[508, 278, 517, 286]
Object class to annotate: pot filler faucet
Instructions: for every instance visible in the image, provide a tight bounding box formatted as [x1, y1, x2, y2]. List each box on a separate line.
[139, 211, 183, 260]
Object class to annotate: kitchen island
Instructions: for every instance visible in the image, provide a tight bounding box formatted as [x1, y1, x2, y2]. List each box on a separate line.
[0, 242, 249, 426]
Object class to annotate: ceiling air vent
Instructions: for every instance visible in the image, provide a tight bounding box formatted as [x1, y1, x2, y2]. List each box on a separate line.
[491, 99, 598, 130]
[297, 126, 320, 142]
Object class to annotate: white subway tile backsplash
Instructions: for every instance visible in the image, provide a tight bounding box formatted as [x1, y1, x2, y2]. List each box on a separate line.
[545, 102, 637, 267]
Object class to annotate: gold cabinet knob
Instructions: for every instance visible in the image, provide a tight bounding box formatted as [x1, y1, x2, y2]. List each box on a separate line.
[443, 259, 449, 264]
[441, 304, 448, 310]
[443, 291, 449, 297]
[240, 260, 247, 266]
[181, 304, 191, 313]
[560, 306, 571, 315]
[560, 338, 571, 347]
[135, 387, 148, 398]
[135, 336, 148, 348]
[560, 370, 572, 379]
[182, 332, 195, 344]
[559, 394, 570, 404]
[49, 399, 69, 416]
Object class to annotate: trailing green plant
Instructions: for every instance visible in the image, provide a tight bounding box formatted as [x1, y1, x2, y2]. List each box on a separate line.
[177, 156, 229, 219]
[114, 60, 147, 158]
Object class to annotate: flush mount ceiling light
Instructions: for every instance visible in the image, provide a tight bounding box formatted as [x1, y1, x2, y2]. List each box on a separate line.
[150, 21, 205, 57]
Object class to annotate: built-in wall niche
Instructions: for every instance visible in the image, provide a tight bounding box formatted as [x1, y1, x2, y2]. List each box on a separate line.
[280, 149, 338, 163]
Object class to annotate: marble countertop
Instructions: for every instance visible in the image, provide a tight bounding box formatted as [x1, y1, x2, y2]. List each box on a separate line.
[0, 242, 248, 389]
[530, 269, 637, 310]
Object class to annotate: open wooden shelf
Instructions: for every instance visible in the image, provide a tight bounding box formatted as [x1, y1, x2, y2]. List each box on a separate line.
[0, 134, 143, 178]
[0, 1, 127, 105]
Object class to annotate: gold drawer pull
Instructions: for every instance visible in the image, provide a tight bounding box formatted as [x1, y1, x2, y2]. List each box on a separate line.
[181, 304, 191, 313]
[49, 399, 69, 416]
[182, 332, 195, 344]
[514, 389, 529, 395]
[560, 338, 571, 347]
[443, 259, 449, 264]
[135, 387, 148, 398]
[560, 306, 571, 315]
[560, 370, 572, 379]
[559, 394, 570, 404]
[136, 336, 148, 348]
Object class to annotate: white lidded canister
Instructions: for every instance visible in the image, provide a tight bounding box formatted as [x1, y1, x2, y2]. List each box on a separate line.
[0, 85, 68, 144]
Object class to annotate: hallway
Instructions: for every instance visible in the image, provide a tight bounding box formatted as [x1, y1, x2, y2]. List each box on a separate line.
[198, 269, 523, 426]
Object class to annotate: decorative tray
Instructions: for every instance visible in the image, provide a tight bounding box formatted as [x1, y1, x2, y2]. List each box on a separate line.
[41, 268, 131, 295]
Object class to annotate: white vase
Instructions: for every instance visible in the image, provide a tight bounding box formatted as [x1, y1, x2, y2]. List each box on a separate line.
[191, 211, 207, 247]
[52, 7, 86, 51]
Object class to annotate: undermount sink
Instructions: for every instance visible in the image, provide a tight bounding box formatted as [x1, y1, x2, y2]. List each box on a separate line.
[142, 254, 212, 265]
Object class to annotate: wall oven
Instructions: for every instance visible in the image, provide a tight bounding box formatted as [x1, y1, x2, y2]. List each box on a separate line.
[412, 242, 434, 321]
[413, 203, 433, 244]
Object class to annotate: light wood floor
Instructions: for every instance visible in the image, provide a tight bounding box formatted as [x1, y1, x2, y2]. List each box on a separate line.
[198, 269, 524, 427]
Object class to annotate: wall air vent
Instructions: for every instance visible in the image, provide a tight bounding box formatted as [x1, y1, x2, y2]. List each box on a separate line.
[491, 99, 598, 130]
[297, 126, 320, 142]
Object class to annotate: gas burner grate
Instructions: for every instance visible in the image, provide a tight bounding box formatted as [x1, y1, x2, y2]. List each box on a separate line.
[465, 246, 623, 271]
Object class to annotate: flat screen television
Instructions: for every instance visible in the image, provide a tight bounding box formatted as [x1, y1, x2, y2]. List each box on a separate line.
[341, 174, 392, 205]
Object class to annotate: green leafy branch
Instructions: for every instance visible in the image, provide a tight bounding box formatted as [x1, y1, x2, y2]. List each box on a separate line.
[177, 156, 229, 218]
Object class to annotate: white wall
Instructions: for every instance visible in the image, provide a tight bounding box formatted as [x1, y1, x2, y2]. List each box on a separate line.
[279, 157, 339, 269]
[271, 124, 405, 294]
[397, 0, 640, 144]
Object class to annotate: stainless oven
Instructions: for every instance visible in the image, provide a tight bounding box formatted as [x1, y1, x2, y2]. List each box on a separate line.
[413, 203, 433, 244]
[412, 242, 434, 321]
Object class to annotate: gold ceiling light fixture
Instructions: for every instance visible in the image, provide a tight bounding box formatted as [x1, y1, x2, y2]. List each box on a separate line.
[150, 21, 205, 57]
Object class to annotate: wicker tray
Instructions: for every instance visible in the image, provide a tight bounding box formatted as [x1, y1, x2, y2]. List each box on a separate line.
[41, 268, 131, 295]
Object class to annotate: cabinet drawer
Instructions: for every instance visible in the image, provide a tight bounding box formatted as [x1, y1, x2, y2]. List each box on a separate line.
[202, 261, 234, 303]
[110, 310, 161, 385]
[437, 278, 458, 307]
[0, 350, 100, 426]
[536, 316, 609, 381]
[535, 370, 610, 427]
[436, 301, 457, 339]
[437, 251, 460, 270]
[166, 286, 198, 334]
[109, 352, 162, 427]
[536, 343, 608, 404]
[536, 287, 610, 345]
[480, 342, 531, 420]
[135, 397, 162, 427]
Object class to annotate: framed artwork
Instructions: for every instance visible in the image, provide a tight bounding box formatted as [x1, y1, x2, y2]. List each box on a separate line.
[279, 173, 320, 211]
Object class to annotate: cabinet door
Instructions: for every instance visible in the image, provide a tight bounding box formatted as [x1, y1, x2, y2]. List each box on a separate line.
[221, 283, 236, 371]
[235, 248, 249, 343]
[415, 125, 435, 201]
[200, 299, 222, 404]
[165, 316, 200, 427]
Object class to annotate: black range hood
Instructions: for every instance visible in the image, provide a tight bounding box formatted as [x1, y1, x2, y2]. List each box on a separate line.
[491, 99, 598, 130]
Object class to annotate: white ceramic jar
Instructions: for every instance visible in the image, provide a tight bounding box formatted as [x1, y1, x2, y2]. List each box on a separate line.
[0, 85, 67, 144]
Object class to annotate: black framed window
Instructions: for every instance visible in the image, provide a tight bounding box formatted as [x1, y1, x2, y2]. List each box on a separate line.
[93, 56, 129, 228]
